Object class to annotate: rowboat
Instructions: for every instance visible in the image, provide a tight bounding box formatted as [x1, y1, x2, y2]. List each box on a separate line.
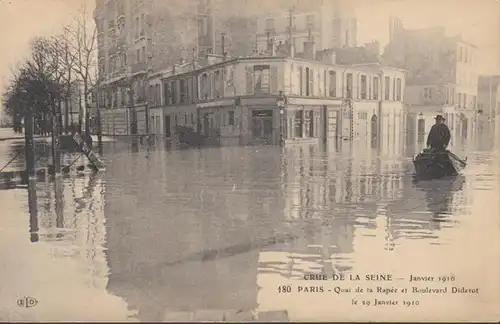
[412, 148, 467, 180]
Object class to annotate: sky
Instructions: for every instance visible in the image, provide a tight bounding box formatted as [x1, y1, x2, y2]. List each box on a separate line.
[0, 0, 499, 109]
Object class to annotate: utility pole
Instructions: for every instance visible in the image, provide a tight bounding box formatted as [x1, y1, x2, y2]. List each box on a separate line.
[65, 42, 70, 133]
[50, 94, 61, 175]
[288, 8, 295, 58]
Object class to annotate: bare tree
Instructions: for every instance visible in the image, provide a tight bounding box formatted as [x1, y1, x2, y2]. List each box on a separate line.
[62, 3, 98, 133]
[51, 29, 78, 133]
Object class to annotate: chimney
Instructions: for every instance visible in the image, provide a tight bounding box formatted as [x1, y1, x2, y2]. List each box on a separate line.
[365, 41, 380, 59]
[329, 49, 336, 64]
[303, 28, 316, 60]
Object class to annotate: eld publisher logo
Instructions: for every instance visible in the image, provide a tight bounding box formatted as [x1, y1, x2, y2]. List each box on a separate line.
[17, 296, 38, 308]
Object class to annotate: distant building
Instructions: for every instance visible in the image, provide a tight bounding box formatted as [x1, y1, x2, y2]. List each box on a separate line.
[255, 0, 357, 56]
[477, 75, 500, 134]
[383, 17, 480, 148]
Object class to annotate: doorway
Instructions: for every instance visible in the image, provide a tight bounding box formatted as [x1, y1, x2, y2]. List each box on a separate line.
[164, 115, 171, 137]
[461, 118, 468, 139]
[371, 114, 378, 147]
[251, 110, 273, 144]
[130, 109, 138, 135]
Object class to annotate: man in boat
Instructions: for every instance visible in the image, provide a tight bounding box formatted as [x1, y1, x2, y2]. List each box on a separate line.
[426, 115, 451, 152]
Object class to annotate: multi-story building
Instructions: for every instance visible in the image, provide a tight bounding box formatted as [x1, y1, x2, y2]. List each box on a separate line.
[96, 0, 406, 146]
[94, 0, 260, 136]
[255, 0, 357, 56]
[477, 75, 500, 134]
[384, 17, 480, 147]
[140, 51, 405, 146]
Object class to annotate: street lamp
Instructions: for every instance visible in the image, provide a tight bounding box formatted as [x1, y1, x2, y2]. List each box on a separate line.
[277, 90, 287, 146]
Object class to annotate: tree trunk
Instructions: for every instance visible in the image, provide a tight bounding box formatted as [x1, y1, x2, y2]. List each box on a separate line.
[84, 81, 90, 133]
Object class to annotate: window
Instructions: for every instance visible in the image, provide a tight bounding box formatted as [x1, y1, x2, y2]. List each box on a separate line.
[148, 85, 153, 103]
[201, 73, 208, 100]
[142, 47, 146, 62]
[346, 73, 353, 98]
[307, 68, 313, 96]
[323, 70, 327, 97]
[305, 67, 310, 96]
[136, 49, 140, 63]
[306, 14, 314, 29]
[198, 17, 208, 37]
[360, 75, 367, 99]
[265, 18, 275, 31]
[294, 110, 303, 138]
[392, 78, 396, 100]
[463, 93, 467, 108]
[156, 84, 160, 105]
[424, 88, 433, 100]
[458, 46, 462, 62]
[163, 83, 170, 105]
[384, 76, 390, 100]
[140, 14, 144, 36]
[471, 95, 476, 109]
[179, 79, 187, 103]
[373, 77, 379, 100]
[253, 65, 270, 95]
[192, 76, 198, 103]
[396, 78, 402, 101]
[299, 67, 303, 96]
[170, 81, 176, 104]
[214, 70, 221, 98]
[228, 111, 235, 126]
[135, 17, 139, 37]
[308, 110, 314, 137]
[329, 71, 336, 97]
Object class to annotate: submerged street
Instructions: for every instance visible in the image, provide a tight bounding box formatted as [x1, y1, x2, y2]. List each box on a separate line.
[0, 128, 498, 321]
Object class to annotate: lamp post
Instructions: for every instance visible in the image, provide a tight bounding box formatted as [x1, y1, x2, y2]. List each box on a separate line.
[277, 90, 287, 147]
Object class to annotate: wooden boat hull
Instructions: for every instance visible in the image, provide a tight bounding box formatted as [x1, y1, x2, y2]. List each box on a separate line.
[412, 149, 466, 180]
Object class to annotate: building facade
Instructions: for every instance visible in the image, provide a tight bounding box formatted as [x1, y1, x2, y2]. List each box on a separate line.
[477, 75, 500, 134]
[94, 0, 263, 136]
[384, 18, 480, 148]
[104, 54, 406, 147]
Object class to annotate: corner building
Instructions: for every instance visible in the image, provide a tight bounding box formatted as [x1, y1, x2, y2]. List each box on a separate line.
[145, 54, 405, 146]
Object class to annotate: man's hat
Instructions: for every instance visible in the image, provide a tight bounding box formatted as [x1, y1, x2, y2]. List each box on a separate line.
[435, 115, 445, 121]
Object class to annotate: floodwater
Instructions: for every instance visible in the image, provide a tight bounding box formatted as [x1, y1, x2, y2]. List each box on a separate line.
[0, 128, 499, 322]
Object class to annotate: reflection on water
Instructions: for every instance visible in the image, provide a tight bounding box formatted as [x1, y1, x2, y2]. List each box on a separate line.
[0, 132, 498, 321]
